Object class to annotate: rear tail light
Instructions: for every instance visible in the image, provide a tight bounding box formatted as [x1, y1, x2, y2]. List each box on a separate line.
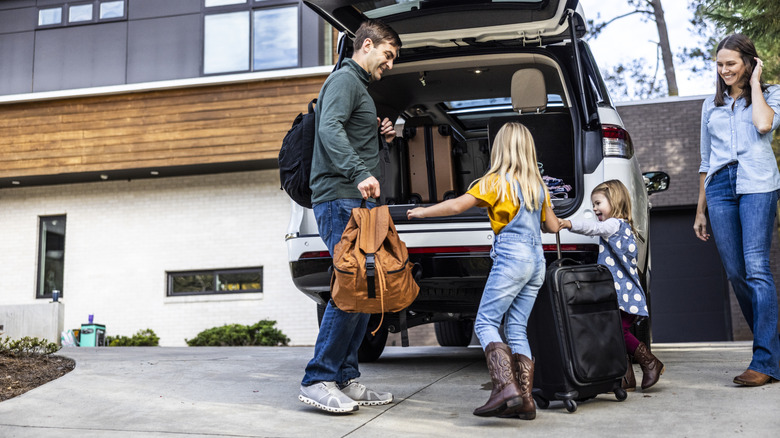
[601, 124, 634, 158]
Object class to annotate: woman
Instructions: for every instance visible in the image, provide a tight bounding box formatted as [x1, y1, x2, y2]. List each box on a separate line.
[694, 34, 780, 386]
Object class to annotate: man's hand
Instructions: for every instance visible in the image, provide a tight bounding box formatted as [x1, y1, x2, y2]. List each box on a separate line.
[357, 176, 381, 199]
[378, 117, 396, 143]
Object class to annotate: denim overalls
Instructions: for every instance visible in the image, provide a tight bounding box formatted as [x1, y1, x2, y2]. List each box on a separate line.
[474, 183, 546, 359]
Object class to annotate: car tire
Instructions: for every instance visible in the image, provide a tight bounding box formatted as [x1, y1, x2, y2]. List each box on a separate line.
[358, 314, 388, 362]
[434, 320, 473, 347]
[317, 304, 388, 362]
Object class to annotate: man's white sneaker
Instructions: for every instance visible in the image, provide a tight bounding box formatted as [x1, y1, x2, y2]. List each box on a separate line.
[299, 382, 359, 414]
[339, 379, 393, 406]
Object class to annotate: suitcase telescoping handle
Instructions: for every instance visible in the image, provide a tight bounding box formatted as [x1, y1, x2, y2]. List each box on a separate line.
[555, 231, 562, 260]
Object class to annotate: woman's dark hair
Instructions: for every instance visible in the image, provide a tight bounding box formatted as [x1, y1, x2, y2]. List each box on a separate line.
[714, 34, 767, 107]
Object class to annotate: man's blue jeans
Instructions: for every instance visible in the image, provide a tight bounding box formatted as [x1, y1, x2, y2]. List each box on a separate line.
[301, 199, 373, 386]
[706, 163, 780, 379]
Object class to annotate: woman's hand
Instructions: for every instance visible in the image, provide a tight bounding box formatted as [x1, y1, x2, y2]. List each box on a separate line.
[751, 57, 763, 87]
[693, 212, 710, 241]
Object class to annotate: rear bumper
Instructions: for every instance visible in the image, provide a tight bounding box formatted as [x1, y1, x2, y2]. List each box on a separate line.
[289, 245, 600, 310]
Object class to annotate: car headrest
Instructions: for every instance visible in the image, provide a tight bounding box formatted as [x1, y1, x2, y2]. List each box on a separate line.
[511, 69, 547, 113]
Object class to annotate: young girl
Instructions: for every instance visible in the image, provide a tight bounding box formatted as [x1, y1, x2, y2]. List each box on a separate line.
[407, 122, 560, 419]
[559, 180, 664, 391]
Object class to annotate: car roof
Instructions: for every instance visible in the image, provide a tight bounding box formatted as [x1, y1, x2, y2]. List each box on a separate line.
[304, 0, 585, 49]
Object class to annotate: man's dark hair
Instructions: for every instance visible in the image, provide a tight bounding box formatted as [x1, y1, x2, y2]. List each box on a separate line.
[353, 19, 402, 52]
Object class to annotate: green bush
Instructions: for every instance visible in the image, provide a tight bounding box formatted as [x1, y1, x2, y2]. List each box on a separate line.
[0, 336, 60, 357]
[106, 329, 160, 347]
[186, 320, 289, 347]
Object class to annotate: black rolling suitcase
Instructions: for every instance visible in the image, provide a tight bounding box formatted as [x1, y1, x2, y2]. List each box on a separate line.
[378, 136, 409, 205]
[527, 234, 628, 413]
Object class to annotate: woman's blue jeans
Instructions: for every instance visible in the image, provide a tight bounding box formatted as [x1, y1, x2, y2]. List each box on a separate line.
[706, 164, 780, 379]
[474, 232, 545, 358]
[301, 199, 372, 387]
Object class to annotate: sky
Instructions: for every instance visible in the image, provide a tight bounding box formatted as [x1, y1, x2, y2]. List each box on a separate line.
[582, 0, 714, 100]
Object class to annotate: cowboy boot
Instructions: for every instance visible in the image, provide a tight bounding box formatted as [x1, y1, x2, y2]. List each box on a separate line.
[622, 354, 636, 392]
[634, 342, 664, 390]
[512, 354, 537, 420]
[473, 342, 523, 417]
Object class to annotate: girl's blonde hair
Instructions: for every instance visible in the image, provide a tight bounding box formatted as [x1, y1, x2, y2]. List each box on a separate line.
[472, 122, 545, 210]
[592, 180, 634, 231]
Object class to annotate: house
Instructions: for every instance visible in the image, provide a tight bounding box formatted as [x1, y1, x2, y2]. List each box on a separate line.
[619, 96, 780, 342]
[2, 1, 775, 347]
[0, 0, 332, 346]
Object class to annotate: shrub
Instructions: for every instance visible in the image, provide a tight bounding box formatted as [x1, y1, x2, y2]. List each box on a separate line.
[106, 329, 160, 347]
[0, 336, 60, 357]
[186, 320, 289, 347]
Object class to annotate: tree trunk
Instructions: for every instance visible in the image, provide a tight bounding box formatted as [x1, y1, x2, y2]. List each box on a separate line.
[651, 0, 678, 96]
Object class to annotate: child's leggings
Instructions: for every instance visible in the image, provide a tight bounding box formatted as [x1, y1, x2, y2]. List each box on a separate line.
[621, 311, 641, 355]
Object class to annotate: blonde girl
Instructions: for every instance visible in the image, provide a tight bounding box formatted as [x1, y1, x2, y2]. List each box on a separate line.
[559, 180, 664, 391]
[407, 122, 560, 420]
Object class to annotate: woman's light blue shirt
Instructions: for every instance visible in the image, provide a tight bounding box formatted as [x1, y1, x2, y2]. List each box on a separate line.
[699, 85, 780, 193]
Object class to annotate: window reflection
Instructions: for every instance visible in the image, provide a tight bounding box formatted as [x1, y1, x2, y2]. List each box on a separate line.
[205, 0, 247, 6]
[38, 8, 62, 25]
[100, 1, 125, 19]
[69, 4, 93, 22]
[204, 11, 250, 74]
[37, 216, 66, 299]
[253, 7, 298, 70]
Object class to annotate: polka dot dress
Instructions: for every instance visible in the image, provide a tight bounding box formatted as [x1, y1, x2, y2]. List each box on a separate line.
[599, 219, 648, 317]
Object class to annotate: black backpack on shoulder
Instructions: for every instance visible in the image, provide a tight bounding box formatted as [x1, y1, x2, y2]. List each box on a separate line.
[278, 98, 317, 209]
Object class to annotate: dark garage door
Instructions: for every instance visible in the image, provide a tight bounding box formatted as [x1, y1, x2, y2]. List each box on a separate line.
[649, 206, 732, 342]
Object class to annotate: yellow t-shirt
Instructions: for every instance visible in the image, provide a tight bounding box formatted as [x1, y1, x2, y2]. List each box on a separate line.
[467, 175, 550, 235]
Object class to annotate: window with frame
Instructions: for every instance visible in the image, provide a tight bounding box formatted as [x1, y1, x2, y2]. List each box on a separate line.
[203, 0, 299, 75]
[37, 216, 66, 299]
[167, 267, 263, 296]
[37, 1, 126, 27]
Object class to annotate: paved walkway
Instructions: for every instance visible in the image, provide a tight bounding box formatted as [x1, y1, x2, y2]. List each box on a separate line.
[0, 342, 778, 437]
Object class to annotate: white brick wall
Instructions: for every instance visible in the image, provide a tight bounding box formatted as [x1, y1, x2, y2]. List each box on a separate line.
[0, 170, 320, 346]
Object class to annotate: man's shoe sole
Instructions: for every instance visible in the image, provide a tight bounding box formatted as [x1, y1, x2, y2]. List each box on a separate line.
[353, 398, 393, 406]
[298, 394, 359, 413]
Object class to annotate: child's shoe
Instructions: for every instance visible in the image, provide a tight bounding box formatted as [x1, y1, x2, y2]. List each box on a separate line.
[633, 342, 664, 390]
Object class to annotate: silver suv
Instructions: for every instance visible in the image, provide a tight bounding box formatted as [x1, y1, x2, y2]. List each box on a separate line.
[286, 0, 669, 360]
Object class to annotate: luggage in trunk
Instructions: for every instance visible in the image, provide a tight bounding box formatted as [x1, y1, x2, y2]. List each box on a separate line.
[406, 124, 457, 203]
[527, 239, 628, 413]
[379, 137, 409, 205]
[453, 138, 490, 195]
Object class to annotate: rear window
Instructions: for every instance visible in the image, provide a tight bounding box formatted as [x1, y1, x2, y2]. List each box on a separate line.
[444, 95, 565, 131]
[362, 0, 548, 19]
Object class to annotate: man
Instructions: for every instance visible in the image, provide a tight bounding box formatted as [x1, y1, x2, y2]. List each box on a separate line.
[298, 20, 401, 414]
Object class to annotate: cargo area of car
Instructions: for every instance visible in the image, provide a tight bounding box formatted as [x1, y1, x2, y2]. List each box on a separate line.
[370, 52, 579, 220]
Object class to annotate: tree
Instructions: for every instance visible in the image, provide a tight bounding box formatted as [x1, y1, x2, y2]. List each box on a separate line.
[587, 0, 678, 98]
[690, 0, 780, 82]
[690, 0, 780, 170]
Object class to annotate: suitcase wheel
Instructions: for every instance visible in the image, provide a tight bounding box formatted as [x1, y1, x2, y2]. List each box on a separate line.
[614, 387, 628, 401]
[564, 399, 577, 413]
[533, 394, 549, 409]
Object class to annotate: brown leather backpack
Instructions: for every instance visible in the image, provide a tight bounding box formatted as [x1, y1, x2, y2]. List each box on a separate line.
[331, 204, 419, 332]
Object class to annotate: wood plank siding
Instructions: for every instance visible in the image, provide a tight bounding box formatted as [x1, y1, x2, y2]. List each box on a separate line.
[0, 74, 327, 186]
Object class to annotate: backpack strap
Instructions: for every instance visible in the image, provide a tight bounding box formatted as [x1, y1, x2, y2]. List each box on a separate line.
[365, 253, 376, 299]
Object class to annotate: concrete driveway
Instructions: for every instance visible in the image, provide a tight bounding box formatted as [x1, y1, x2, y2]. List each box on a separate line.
[0, 343, 777, 437]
